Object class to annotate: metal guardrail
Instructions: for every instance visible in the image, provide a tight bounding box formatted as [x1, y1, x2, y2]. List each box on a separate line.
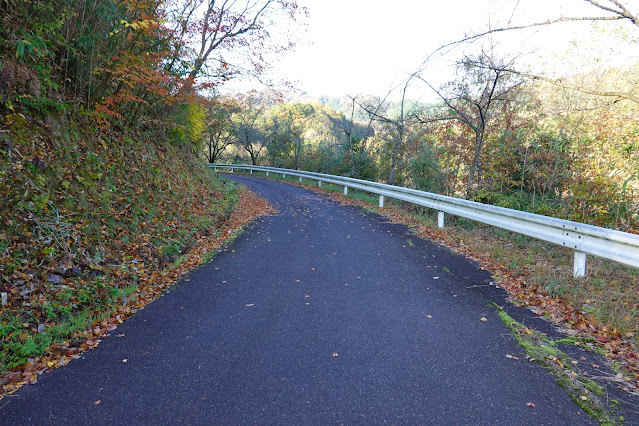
[210, 164, 639, 278]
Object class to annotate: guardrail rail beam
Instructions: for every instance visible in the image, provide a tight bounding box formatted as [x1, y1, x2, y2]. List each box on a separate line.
[210, 164, 639, 278]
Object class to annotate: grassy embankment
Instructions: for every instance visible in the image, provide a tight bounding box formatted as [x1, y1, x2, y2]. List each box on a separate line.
[0, 114, 272, 395]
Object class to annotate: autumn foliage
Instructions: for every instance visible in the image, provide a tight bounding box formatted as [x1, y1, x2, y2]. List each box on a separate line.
[0, 0, 299, 396]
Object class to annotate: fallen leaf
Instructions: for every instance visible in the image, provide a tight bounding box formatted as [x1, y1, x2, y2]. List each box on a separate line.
[480, 317, 488, 322]
[116, 334, 125, 338]
[580, 396, 588, 401]
[94, 400, 102, 405]
[244, 304, 254, 307]
[332, 352, 339, 357]
[426, 315, 432, 319]
[122, 359, 128, 363]
[526, 402, 536, 408]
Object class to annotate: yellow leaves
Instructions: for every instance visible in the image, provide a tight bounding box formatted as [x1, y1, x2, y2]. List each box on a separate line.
[480, 317, 488, 322]
[110, 19, 158, 36]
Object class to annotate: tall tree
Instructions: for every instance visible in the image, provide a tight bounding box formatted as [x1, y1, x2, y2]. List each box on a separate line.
[204, 102, 236, 163]
[231, 92, 269, 165]
[416, 52, 524, 194]
[424, 0, 639, 105]
[178, 0, 306, 93]
[356, 80, 426, 186]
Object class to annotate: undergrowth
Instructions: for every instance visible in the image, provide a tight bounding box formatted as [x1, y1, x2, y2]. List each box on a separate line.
[0, 111, 238, 375]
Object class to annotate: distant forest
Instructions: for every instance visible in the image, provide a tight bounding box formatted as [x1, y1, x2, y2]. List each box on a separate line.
[207, 64, 639, 232]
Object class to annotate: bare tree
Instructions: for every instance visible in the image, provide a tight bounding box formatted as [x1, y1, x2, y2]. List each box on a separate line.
[356, 80, 426, 186]
[415, 52, 525, 195]
[343, 94, 379, 179]
[424, 0, 639, 104]
[175, 0, 306, 92]
[204, 103, 235, 163]
[231, 93, 268, 165]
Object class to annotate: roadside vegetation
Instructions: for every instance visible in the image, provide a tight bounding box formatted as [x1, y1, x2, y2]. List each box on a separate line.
[0, 0, 293, 396]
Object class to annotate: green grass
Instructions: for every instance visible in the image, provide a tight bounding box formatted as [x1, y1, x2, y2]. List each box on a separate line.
[495, 306, 619, 423]
[0, 113, 241, 378]
[0, 283, 138, 372]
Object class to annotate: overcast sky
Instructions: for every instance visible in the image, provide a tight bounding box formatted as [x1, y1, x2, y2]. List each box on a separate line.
[224, 0, 639, 100]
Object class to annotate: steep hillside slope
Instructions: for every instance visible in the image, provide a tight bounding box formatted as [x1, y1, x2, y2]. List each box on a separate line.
[0, 113, 269, 389]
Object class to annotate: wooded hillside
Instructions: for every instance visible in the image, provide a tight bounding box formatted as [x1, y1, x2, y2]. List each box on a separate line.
[0, 0, 298, 385]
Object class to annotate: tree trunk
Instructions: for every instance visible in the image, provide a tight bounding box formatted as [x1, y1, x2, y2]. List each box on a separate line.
[467, 129, 484, 196]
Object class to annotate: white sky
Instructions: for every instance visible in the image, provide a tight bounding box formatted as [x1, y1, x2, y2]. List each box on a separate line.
[224, 0, 639, 100]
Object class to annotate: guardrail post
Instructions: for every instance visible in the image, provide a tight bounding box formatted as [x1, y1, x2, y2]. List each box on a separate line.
[213, 167, 217, 172]
[250, 169, 252, 175]
[344, 186, 348, 195]
[438, 211, 445, 228]
[231, 168, 234, 173]
[299, 177, 302, 183]
[266, 171, 269, 177]
[318, 181, 322, 188]
[283, 173, 286, 179]
[574, 252, 586, 278]
[379, 195, 384, 208]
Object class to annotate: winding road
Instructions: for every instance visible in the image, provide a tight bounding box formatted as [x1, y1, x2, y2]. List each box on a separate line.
[0, 176, 594, 424]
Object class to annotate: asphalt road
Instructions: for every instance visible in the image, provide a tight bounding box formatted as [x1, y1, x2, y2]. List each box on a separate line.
[0, 176, 594, 425]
